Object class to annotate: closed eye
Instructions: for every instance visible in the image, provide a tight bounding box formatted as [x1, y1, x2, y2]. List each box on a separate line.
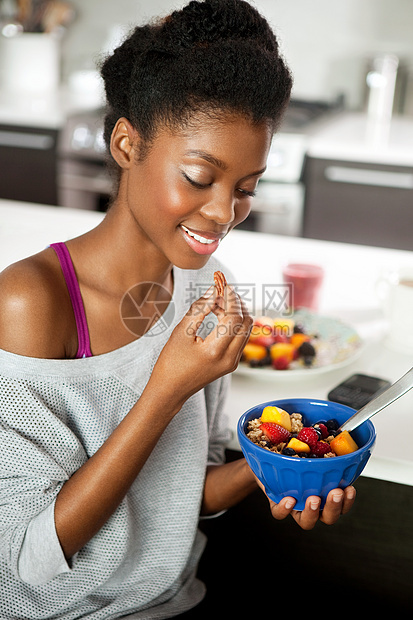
[237, 188, 257, 198]
[182, 172, 211, 189]
[183, 172, 257, 197]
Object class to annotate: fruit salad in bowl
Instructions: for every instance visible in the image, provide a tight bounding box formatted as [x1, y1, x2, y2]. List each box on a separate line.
[237, 398, 376, 510]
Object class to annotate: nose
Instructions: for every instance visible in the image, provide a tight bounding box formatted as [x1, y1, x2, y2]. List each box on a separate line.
[199, 191, 236, 226]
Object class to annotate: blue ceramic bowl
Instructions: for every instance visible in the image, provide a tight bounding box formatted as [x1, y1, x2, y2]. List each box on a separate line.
[237, 398, 376, 510]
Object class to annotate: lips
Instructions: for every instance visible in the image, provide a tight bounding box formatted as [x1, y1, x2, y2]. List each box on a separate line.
[180, 224, 219, 244]
[180, 224, 226, 255]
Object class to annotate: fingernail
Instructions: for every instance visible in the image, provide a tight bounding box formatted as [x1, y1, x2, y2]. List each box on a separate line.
[310, 500, 320, 510]
[284, 499, 295, 510]
[347, 487, 356, 500]
[332, 492, 343, 503]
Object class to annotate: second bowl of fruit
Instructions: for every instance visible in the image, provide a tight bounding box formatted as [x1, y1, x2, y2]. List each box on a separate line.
[237, 398, 376, 510]
[241, 315, 317, 370]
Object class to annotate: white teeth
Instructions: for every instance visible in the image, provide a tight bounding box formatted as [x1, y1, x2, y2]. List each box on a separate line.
[181, 224, 215, 245]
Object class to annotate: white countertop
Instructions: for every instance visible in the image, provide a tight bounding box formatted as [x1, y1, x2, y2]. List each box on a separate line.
[1, 199, 413, 487]
[214, 230, 413, 487]
[307, 111, 413, 167]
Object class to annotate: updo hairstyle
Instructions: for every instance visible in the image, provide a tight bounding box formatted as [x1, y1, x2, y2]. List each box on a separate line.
[100, 0, 292, 173]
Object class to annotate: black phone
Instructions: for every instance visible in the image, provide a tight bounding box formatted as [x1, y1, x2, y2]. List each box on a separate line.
[327, 373, 392, 410]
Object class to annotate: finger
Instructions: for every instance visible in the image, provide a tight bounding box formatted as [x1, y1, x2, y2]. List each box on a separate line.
[209, 287, 244, 336]
[319, 489, 346, 525]
[269, 496, 297, 520]
[235, 294, 254, 341]
[183, 286, 217, 337]
[223, 295, 253, 361]
[212, 284, 240, 319]
[342, 486, 356, 514]
[216, 286, 250, 330]
[254, 475, 297, 519]
[215, 295, 253, 367]
[292, 496, 321, 530]
[203, 287, 252, 364]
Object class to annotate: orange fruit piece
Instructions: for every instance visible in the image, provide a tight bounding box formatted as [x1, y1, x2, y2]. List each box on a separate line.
[286, 437, 311, 453]
[290, 333, 310, 348]
[261, 406, 292, 431]
[242, 342, 267, 362]
[269, 342, 295, 362]
[330, 431, 359, 455]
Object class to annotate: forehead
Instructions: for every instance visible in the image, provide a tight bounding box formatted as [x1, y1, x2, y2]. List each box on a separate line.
[152, 111, 272, 170]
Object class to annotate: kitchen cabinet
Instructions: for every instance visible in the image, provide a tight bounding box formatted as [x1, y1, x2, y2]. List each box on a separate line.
[303, 113, 413, 251]
[302, 155, 413, 250]
[0, 124, 59, 205]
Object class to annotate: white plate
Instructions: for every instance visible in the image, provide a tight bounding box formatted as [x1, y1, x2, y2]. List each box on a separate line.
[236, 309, 363, 381]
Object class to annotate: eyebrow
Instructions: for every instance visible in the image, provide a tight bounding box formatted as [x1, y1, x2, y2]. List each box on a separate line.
[184, 149, 267, 178]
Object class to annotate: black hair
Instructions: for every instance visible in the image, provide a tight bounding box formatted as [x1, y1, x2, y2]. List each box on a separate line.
[100, 0, 292, 175]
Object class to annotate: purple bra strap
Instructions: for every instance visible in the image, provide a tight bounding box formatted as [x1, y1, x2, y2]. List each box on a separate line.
[50, 242, 92, 359]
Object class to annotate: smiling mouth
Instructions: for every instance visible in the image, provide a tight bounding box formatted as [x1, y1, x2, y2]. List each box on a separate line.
[180, 224, 218, 245]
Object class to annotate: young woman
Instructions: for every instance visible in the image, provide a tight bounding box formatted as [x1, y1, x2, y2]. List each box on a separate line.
[0, 1, 355, 617]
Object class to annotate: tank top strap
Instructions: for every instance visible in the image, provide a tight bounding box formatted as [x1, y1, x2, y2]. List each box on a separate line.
[50, 242, 92, 359]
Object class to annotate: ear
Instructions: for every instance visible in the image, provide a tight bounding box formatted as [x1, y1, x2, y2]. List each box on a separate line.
[110, 118, 139, 169]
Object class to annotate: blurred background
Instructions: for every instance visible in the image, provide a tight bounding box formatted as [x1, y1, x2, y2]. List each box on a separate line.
[0, 0, 412, 249]
[61, 0, 413, 111]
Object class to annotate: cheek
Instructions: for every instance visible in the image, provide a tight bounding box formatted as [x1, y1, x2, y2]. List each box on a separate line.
[234, 201, 253, 227]
[142, 166, 199, 221]
[155, 184, 203, 225]
[162, 186, 194, 218]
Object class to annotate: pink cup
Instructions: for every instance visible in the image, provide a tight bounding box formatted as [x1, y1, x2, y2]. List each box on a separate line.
[282, 263, 324, 310]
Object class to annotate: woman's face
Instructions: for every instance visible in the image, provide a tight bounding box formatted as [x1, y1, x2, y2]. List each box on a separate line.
[122, 112, 272, 270]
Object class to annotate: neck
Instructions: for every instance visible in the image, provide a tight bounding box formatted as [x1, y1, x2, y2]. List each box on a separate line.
[67, 200, 174, 302]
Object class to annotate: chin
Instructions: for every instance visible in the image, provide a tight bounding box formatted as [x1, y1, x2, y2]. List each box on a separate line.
[173, 253, 212, 271]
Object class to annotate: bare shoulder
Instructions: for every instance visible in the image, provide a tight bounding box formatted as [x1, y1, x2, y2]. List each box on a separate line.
[0, 249, 75, 359]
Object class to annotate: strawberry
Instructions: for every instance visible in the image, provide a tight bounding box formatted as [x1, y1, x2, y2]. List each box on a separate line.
[312, 441, 333, 457]
[273, 334, 289, 344]
[271, 356, 290, 370]
[314, 423, 329, 439]
[297, 427, 319, 449]
[260, 422, 291, 445]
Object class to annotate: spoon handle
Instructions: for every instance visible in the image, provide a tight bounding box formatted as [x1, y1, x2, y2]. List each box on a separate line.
[339, 366, 413, 433]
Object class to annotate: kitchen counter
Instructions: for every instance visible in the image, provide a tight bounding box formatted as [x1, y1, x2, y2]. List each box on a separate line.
[1, 199, 413, 488]
[307, 111, 413, 166]
[213, 228, 413, 487]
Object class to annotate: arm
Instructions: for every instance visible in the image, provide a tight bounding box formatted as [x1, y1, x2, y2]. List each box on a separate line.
[54, 284, 252, 559]
[201, 459, 257, 515]
[0, 261, 251, 562]
[54, 385, 183, 559]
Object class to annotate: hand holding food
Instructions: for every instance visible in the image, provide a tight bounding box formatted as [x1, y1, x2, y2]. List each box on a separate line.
[149, 271, 252, 408]
[238, 397, 374, 519]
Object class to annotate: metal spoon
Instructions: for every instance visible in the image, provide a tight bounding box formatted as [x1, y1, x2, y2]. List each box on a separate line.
[338, 366, 413, 432]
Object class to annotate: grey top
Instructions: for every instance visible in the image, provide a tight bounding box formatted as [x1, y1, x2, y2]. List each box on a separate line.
[0, 258, 231, 619]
